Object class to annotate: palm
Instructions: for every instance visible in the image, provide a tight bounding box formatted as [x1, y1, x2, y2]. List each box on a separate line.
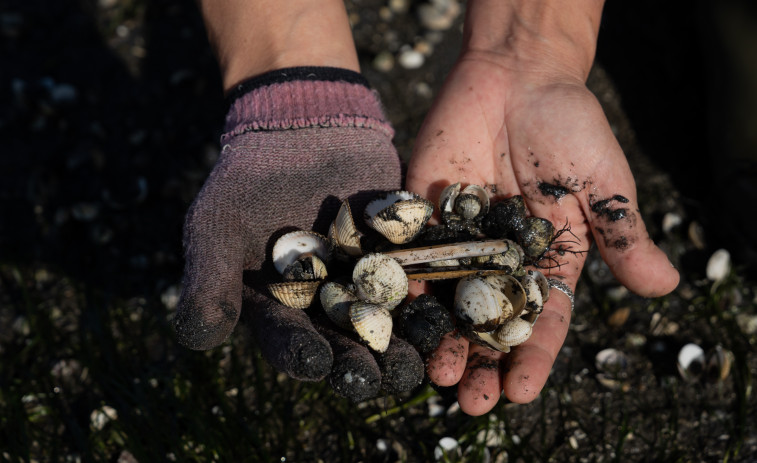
[406, 56, 678, 415]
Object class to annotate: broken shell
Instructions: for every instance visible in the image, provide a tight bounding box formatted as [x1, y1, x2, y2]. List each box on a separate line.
[364, 191, 433, 244]
[455, 184, 490, 220]
[350, 301, 393, 352]
[595, 348, 630, 390]
[517, 217, 554, 258]
[330, 200, 363, 257]
[706, 248, 731, 282]
[267, 280, 322, 309]
[706, 345, 734, 382]
[519, 271, 546, 315]
[495, 317, 533, 347]
[319, 281, 358, 330]
[352, 253, 408, 310]
[439, 182, 461, 215]
[453, 275, 518, 331]
[272, 231, 330, 275]
[677, 343, 705, 382]
[281, 254, 328, 281]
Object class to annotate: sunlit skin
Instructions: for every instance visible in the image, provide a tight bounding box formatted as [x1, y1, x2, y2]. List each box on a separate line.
[406, 45, 680, 416]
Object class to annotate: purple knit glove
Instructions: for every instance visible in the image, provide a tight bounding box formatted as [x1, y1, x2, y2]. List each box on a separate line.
[173, 68, 424, 401]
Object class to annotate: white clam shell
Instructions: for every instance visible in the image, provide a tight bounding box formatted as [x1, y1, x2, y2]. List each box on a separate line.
[364, 191, 433, 244]
[352, 253, 408, 310]
[319, 281, 358, 330]
[495, 317, 533, 347]
[677, 343, 705, 382]
[272, 231, 330, 275]
[349, 301, 393, 352]
[267, 280, 322, 309]
[483, 274, 526, 319]
[519, 271, 545, 315]
[331, 200, 363, 257]
[454, 275, 510, 330]
[706, 248, 731, 282]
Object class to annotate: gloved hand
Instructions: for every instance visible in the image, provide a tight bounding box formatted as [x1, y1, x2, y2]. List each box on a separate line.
[173, 67, 424, 401]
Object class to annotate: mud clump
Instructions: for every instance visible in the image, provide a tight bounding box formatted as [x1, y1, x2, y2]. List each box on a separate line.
[395, 294, 454, 354]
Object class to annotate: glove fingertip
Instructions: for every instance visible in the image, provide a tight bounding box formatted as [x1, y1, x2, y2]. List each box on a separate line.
[377, 335, 425, 394]
[174, 296, 239, 351]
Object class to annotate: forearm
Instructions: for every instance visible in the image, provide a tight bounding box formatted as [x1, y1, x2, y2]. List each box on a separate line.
[198, 0, 359, 93]
[462, 0, 605, 81]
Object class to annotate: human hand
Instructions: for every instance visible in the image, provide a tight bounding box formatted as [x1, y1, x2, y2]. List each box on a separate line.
[173, 70, 425, 401]
[406, 2, 679, 415]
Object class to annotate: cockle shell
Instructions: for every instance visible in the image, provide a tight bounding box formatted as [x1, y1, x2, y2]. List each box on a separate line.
[455, 184, 490, 220]
[281, 254, 328, 281]
[319, 281, 358, 330]
[272, 231, 330, 275]
[438, 182, 461, 215]
[352, 253, 408, 310]
[330, 200, 363, 257]
[495, 317, 533, 347]
[364, 191, 433, 244]
[349, 301, 393, 352]
[267, 280, 322, 309]
[473, 239, 523, 273]
[519, 270, 546, 315]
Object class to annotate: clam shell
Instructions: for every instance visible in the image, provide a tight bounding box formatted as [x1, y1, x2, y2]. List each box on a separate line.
[272, 231, 330, 275]
[319, 281, 358, 330]
[677, 343, 705, 382]
[350, 301, 393, 352]
[473, 239, 523, 273]
[519, 271, 545, 315]
[364, 191, 433, 244]
[453, 275, 510, 331]
[438, 182, 461, 215]
[455, 184, 489, 220]
[267, 280, 322, 309]
[331, 200, 363, 257]
[483, 274, 527, 319]
[281, 254, 328, 281]
[495, 317, 533, 347]
[352, 253, 408, 310]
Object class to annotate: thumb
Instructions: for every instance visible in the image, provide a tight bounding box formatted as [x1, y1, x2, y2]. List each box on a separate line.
[174, 193, 246, 350]
[580, 185, 679, 298]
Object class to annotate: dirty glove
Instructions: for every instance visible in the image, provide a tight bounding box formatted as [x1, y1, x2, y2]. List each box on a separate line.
[173, 67, 424, 401]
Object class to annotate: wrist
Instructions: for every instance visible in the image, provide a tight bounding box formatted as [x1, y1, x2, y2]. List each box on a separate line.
[461, 0, 605, 82]
[199, 0, 359, 93]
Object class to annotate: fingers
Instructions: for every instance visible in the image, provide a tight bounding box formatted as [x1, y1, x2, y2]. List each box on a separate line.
[501, 283, 573, 403]
[426, 332, 469, 386]
[457, 346, 505, 416]
[377, 335, 425, 394]
[174, 200, 246, 350]
[246, 291, 334, 382]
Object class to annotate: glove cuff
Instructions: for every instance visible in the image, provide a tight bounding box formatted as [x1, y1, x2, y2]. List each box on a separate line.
[222, 67, 394, 141]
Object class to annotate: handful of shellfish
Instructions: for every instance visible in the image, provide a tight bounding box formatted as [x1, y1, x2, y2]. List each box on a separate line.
[266, 185, 572, 354]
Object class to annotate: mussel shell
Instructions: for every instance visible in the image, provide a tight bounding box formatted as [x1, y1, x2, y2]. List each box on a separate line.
[281, 254, 328, 281]
[453, 275, 510, 331]
[319, 281, 358, 330]
[495, 317, 533, 347]
[350, 301, 393, 352]
[272, 231, 331, 275]
[352, 253, 408, 310]
[364, 191, 434, 244]
[267, 280, 322, 309]
[517, 217, 554, 258]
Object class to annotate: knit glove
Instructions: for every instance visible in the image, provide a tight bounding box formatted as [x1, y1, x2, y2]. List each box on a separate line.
[173, 67, 424, 401]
